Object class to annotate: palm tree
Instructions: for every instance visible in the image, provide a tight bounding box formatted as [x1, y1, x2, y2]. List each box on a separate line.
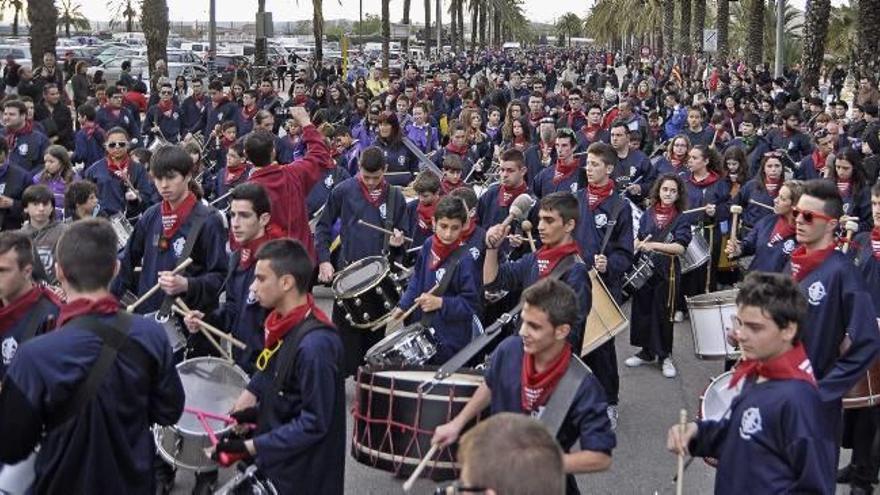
[401, 0, 411, 52]
[0, 0, 25, 37]
[556, 12, 583, 47]
[57, 0, 89, 37]
[423, 0, 431, 56]
[110, 0, 137, 32]
[312, 0, 324, 65]
[728, 0, 801, 63]
[716, 0, 729, 59]
[662, 0, 674, 56]
[746, 0, 764, 67]
[826, 1, 857, 63]
[800, 0, 831, 92]
[858, 0, 880, 71]
[456, 0, 464, 51]
[140, 0, 168, 89]
[691, 0, 705, 53]
[381, 0, 390, 76]
[26, 0, 55, 63]
[679, 0, 692, 54]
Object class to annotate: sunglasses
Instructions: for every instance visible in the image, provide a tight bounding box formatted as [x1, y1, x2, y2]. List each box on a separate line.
[160, 90, 172, 95]
[106, 142, 128, 149]
[792, 207, 835, 224]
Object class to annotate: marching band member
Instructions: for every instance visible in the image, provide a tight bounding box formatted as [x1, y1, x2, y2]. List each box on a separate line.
[374, 111, 418, 187]
[733, 151, 786, 230]
[683, 106, 714, 147]
[626, 174, 691, 377]
[432, 121, 476, 180]
[404, 100, 440, 153]
[0, 219, 185, 494]
[533, 127, 583, 199]
[84, 127, 158, 219]
[95, 88, 140, 147]
[221, 239, 345, 495]
[432, 278, 616, 495]
[180, 78, 208, 139]
[653, 134, 691, 179]
[796, 127, 836, 181]
[237, 89, 259, 136]
[403, 171, 442, 250]
[829, 147, 872, 233]
[20, 184, 66, 285]
[609, 120, 655, 201]
[211, 137, 251, 212]
[305, 124, 351, 218]
[63, 180, 102, 221]
[727, 180, 803, 273]
[315, 146, 407, 376]
[724, 113, 769, 176]
[483, 192, 591, 351]
[523, 118, 558, 183]
[204, 80, 239, 141]
[449, 186, 487, 288]
[391, 195, 480, 362]
[142, 82, 182, 146]
[0, 139, 33, 230]
[667, 272, 834, 494]
[72, 104, 105, 168]
[769, 108, 812, 166]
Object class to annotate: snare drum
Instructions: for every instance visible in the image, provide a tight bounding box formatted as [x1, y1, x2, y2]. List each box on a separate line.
[686, 289, 740, 360]
[145, 311, 187, 352]
[332, 256, 405, 329]
[699, 371, 742, 421]
[680, 231, 710, 273]
[844, 357, 880, 409]
[352, 366, 485, 481]
[110, 213, 133, 251]
[582, 270, 629, 355]
[214, 464, 277, 495]
[622, 257, 655, 294]
[154, 357, 249, 472]
[365, 323, 437, 367]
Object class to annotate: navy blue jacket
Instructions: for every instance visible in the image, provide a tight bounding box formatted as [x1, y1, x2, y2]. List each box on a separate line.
[212, 165, 253, 211]
[739, 213, 797, 273]
[398, 237, 480, 361]
[376, 139, 419, 187]
[523, 144, 556, 184]
[795, 154, 827, 181]
[613, 149, 655, 199]
[634, 209, 693, 281]
[684, 126, 715, 147]
[690, 378, 834, 494]
[840, 184, 872, 233]
[95, 106, 140, 144]
[142, 104, 183, 145]
[276, 135, 305, 165]
[0, 161, 32, 230]
[204, 100, 239, 139]
[306, 166, 350, 217]
[768, 129, 812, 163]
[0, 127, 49, 172]
[115, 202, 229, 314]
[84, 158, 159, 217]
[854, 231, 880, 314]
[486, 336, 616, 495]
[683, 174, 732, 226]
[180, 94, 209, 135]
[315, 178, 407, 267]
[574, 193, 634, 301]
[652, 156, 688, 180]
[71, 127, 105, 167]
[246, 317, 345, 495]
[0, 310, 184, 494]
[0, 290, 60, 379]
[725, 136, 770, 177]
[732, 179, 775, 227]
[402, 199, 435, 250]
[533, 164, 582, 199]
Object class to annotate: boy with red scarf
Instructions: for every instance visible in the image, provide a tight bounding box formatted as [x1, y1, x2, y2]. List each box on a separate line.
[142, 82, 182, 146]
[84, 127, 158, 218]
[72, 104, 105, 167]
[403, 170, 442, 251]
[95, 88, 140, 147]
[575, 104, 606, 151]
[204, 80, 239, 141]
[220, 239, 344, 495]
[796, 127, 836, 181]
[391, 195, 480, 362]
[667, 272, 835, 494]
[533, 128, 584, 199]
[433, 278, 615, 495]
[245, 107, 333, 261]
[431, 122, 476, 179]
[237, 89, 259, 136]
[0, 100, 49, 173]
[212, 137, 251, 211]
[0, 231, 60, 379]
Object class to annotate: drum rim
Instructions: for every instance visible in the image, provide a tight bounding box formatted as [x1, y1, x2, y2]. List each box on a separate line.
[356, 365, 484, 395]
[365, 323, 435, 362]
[685, 289, 740, 308]
[153, 427, 218, 473]
[332, 256, 392, 299]
[175, 357, 249, 435]
[699, 370, 737, 420]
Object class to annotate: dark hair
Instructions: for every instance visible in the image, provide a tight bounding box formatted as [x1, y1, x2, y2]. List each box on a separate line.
[587, 142, 618, 168]
[255, 239, 313, 294]
[0, 230, 35, 270]
[220, 120, 237, 133]
[691, 145, 723, 175]
[208, 80, 224, 92]
[65, 180, 97, 212]
[828, 147, 867, 195]
[433, 195, 468, 224]
[150, 145, 194, 179]
[3, 99, 26, 115]
[648, 173, 688, 211]
[722, 146, 749, 185]
[442, 154, 463, 171]
[244, 129, 276, 167]
[413, 171, 441, 194]
[254, 110, 273, 126]
[377, 110, 401, 142]
[22, 184, 54, 209]
[106, 126, 129, 140]
[56, 219, 118, 291]
[77, 103, 96, 121]
[449, 186, 478, 210]
[40, 144, 75, 183]
[736, 272, 807, 343]
[130, 147, 152, 166]
[872, 182, 880, 198]
[230, 182, 271, 217]
[359, 146, 386, 173]
[538, 192, 580, 226]
[555, 127, 577, 147]
[801, 178, 844, 219]
[500, 148, 526, 167]
[521, 277, 579, 329]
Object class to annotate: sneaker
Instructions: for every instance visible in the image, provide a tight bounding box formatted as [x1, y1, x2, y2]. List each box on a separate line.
[662, 358, 677, 378]
[606, 405, 619, 431]
[624, 354, 654, 367]
[674, 311, 684, 322]
[838, 465, 853, 484]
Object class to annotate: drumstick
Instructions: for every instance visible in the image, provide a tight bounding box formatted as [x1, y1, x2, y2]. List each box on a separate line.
[521, 220, 537, 252]
[185, 406, 236, 424]
[383, 171, 413, 176]
[171, 304, 247, 350]
[635, 234, 653, 252]
[209, 190, 233, 206]
[407, 245, 423, 253]
[374, 282, 441, 331]
[842, 221, 859, 254]
[126, 257, 194, 312]
[748, 199, 774, 211]
[729, 205, 742, 241]
[676, 409, 687, 495]
[172, 300, 233, 362]
[682, 205, 709, 215]
[357, 219, 414, 243]
[403, 443, 439, 492]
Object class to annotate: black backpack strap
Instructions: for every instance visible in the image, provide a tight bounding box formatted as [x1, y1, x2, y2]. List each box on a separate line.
[420, 246, 468, 327]
[21, 295, 56, 342]
[539, 355, 591, 436]
[267, 316, 327, 394]
[599, 196, 627, 255]
[158, 206, 211, 317]
[382, 185, 400, 254]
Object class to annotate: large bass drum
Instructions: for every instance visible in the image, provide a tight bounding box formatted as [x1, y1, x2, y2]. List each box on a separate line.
[332, 256, 405, 329]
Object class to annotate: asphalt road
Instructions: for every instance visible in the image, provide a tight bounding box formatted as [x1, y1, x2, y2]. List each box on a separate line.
[170, 292, 852, 494]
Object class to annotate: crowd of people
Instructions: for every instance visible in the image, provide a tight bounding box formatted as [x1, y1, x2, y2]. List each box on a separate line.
[0, 44, 879, 494]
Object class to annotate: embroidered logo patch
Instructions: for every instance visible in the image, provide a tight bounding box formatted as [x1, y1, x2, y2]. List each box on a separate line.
[435, 268, 446, 283]
[18, 143, 27, 155]
[594, 213, 608, 228]
[807, 281, 826, 306]
[246, 289, 257, 305]
[739, 407, 762, 440]
[569, 182, 578, 193]
[1, 337, 17, 365]
[469, 246, 480, 260]
[324, 174, 334, 188]
[173, 237, 186, 258]
[379, 203, 387, 220]
[783, 239, 796, 254]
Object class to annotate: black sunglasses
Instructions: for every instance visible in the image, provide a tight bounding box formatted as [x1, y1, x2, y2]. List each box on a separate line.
[107, 141, 128, 149]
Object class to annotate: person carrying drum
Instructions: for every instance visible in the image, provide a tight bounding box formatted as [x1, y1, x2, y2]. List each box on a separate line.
[838, 182, 880, 494]
[484, 192, 590, 352]
[390, 195, 480, 363]
[667, 272, 835, 494]
[219, 239, 345, 495]
[609, 119, 655, 203]
[575, 141, 634, 425]
[315, 146, 408, 376]
[432, 278, 615, 495]
[626, 174, 692, 379]
[0, 219, 185, 494]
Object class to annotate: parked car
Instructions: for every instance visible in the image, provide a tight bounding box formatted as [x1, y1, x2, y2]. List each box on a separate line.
[86, 57, 147, 86]
[0, 45, 31, 69]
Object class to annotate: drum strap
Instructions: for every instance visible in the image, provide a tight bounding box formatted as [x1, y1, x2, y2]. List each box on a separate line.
[599, 196, 626, 255]
[539, 355, 591, 437]
[420, 246, 468, 327]
[20, 296, 55, 343]
[46, 312, 152, 429]
[267, 316, 328, 395]
[157, 205, 210, 318]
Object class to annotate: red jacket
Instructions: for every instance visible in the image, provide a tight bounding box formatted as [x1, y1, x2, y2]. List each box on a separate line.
[247, 124, 332, 261]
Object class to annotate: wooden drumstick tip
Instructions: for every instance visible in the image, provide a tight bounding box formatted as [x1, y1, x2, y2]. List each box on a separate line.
[730, 204, 743, 215]
[403, 443, 440, 492]
[845, 220, 859, 233]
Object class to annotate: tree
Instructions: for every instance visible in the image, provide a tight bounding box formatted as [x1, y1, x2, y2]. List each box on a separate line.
[691, 0, 705, 53]
[729, 0, 801, 64]
[716, 0, 729, 59]
[381, 0, 389, 76]
[26, 0, 55, 64]
[401, 0, 411, 52]
[857, 0, 880, 71]
[826, 1, 857, 64]
[313, 0, 324, 64]
[140, 0, 168, 91]
[0, 0, 25, 37]
[662, 0, 674, 56]
[556, 12, 583, 47]
[746, 0, 764, 67]
[423, 0, 431, 56]
[110, 0, 137, 32]
[57, 0, 89, 37]
[800, 0, 832, 92]
[679, 0, 692, 54]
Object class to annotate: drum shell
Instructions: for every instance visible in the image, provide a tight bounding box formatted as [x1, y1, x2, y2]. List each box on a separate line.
[680, 231, 710, 274]
[110, 214, 133, 251]
[844, 358, 880, 409]
[623, 257, 655, 292]
[686, 290, 740, 360]
[365, 324, 437, 367]
[583, 270, 629, 356]
[145, 311, 187, 352]
[154, 426, 217, 472]
[351, 366, 484, 481]
[333, 257, 403, 328]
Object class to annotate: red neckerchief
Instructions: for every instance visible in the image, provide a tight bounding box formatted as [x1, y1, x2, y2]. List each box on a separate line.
[220, 135, 236, 149]
[499, 181, 527, 207]
[812, 150, 827, 172]
[81, 121, 102, 140]
[106, 154, 130, 180]
[567, 111, 586, 128]
[194, 95, 204, 110]
[416, 201, 435, 232]
[98, 95, 109, 107]
[264, 294, 332, 349]
[521, 342, 572, 413]
[0, 285, 49, 334]
[669, 153, 686, 168]
[768, 216, 796, 245]
[790, 244, 836, 282]
[160, 192, 198, 240]
[293, 94, 308, 106]
[536, 241, 580, 278]
[440, 178, 460, 195]
[582, 123, 602, 142]
[241, 103, 258, 121]
[765, 177, 782, 198]
[513, 135, 528, 150]
[653, 203, 678, 229]
[103, 104, 121, 119]
[358, 175, 386, 207]
[430, 235, 459, 269]
[837, 180, 852, 197]
[4, 121, 32, 150]
[157, 99, 174, 116]
[212, 94, 230, 108]
[872, 227, 880, 260]
[225, 162, 251, 185]
[587, 181, 614, 210]
[238, 231, 278, 270]
[57, 295, 119, 328]
[528, 110, 544, 125]
[553, 158, 578, 184]
[689, 170, 719, 187]
[446, 142, 469, 157]
[459, 217, 477, 243]
[729, 343, 816, 389]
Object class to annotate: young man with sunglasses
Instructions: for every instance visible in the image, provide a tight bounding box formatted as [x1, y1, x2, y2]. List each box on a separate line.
[142, 82, 182, 146]
[84, 126, 158, 218]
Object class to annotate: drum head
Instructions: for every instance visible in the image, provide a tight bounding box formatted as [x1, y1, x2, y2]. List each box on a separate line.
[177, 357, 249, 435]
[333, 256, 389, 297]
[700, 371, 741, 421]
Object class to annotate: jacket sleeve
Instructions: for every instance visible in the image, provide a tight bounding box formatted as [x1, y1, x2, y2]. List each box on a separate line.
[689, 419, 730, 459]
[607, 201, 635, 277]
[148, 326, 186, 426]
[0, 368, 43, 463]
[315, 184, 343, 264]
[72, 130, 88, 164]
[398, 242, 428, 311]
[182, 213, 230, 314]
[437, 255, 479, 321]
[290, 124, 333, 195]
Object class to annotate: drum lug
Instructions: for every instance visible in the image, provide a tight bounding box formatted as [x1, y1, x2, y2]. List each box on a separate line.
[362, 312, 370, 321]
[383, 301, 392, 310]
[336, 299, 344, 306]
[345, 313, 354, 323]
[354, 297, 362, 307]
[375, 287, 384, 296]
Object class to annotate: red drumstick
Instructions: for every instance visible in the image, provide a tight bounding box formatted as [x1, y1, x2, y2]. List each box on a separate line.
[184, 406, 236, 425]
